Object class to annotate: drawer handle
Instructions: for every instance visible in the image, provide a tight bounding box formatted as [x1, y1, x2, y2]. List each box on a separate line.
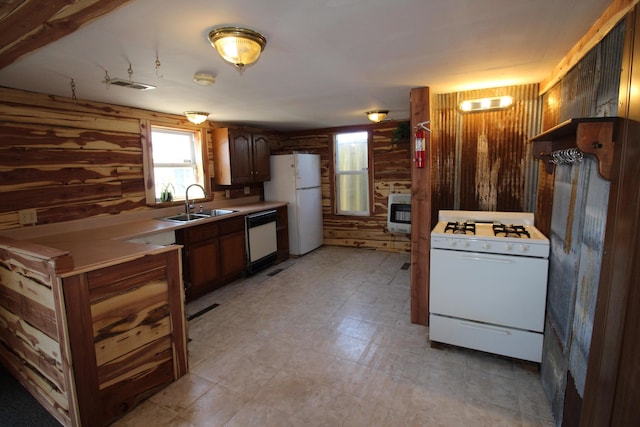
[462, 255, 514, 264]
[459, 320, 511, 335]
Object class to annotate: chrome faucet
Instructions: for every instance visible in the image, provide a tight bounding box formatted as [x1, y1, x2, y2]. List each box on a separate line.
[185, 184, 208, 217]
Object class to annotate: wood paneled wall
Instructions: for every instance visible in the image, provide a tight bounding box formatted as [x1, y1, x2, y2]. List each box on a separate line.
[0, 87, 266, 230]
[273, 122, 412, 253]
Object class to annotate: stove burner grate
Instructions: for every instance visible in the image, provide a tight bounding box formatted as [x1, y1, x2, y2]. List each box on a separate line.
[444, 221, 476, 235]
[493, 224, 530, 238]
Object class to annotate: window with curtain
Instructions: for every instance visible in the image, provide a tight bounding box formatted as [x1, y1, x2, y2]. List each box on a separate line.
[335, 131, 370, 215]
[145, 126, 208, 204]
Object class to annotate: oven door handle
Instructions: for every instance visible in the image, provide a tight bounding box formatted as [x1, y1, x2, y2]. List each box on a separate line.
[459, 320, 511, 335]
[461, 255, 514, 264]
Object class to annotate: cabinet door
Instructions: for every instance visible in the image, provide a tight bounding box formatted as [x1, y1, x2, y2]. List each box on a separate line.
[186, 239, 220, 300]
[252, 133, 271, 182]
[229, 131, 254, 184]
[219, 216, 246, 282]
[220, 231, 245, 281]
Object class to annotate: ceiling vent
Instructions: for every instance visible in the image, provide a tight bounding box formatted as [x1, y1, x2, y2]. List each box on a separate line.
[105, 78, 156, 90]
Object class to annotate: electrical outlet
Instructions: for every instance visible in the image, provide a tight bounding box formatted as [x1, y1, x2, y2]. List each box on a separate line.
[18, 208, 37, 225]
[389, 184, 395, 193]
[244, 186, 251, 195]
[225, 189, 231, 199]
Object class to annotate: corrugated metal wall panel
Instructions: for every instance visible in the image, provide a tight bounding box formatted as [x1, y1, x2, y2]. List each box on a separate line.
[430, 84, 542, 224]
[540, 19, 624, 424]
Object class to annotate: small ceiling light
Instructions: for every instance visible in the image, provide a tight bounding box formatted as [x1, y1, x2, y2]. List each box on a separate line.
[208, 27, 267, 71]
[184, 111, 209, 124]
[366, 110, 389, 123]
[459, 96, 514, 113]
[193, 73, 216, 86]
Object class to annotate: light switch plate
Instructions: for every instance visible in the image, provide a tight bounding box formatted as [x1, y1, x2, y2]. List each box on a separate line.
[19, 208, 37, 225]
[244, 186, 251, 195]
[225, 189, 231, 199]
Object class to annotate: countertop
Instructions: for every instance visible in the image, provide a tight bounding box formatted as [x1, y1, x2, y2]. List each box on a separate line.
[0, 199, 287, 277]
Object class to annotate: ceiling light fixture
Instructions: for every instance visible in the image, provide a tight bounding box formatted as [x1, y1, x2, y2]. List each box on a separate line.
[193, 73, 216, 86]
[459, 96, 514, 113]
[184, 111, 209, 125]
[208, 27, 267, 72]
[366, 110, 389, 123]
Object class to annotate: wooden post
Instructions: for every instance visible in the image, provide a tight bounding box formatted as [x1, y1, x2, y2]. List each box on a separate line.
[410, 87, 431, 326]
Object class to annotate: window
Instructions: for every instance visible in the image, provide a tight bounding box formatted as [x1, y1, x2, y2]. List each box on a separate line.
[144, 126, 208, 204]
[334, 131, 370, 215]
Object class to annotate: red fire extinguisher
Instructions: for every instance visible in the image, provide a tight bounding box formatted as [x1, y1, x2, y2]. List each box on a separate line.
[415, 128, 426, 168]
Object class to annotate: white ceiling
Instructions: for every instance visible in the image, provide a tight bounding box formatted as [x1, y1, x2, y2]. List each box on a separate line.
[0, 0, 611, 131]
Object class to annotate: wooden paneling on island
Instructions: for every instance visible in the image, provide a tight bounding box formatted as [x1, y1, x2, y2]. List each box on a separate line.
[0, 236, 187, 426]
[0, 237, 76, 425]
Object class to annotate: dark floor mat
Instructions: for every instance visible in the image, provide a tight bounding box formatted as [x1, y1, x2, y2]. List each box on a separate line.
[0, 364, 61, 426]
[187, 303, 220, 321]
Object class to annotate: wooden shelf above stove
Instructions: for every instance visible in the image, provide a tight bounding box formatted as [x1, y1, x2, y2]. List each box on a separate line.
[531, 117, 619, 180]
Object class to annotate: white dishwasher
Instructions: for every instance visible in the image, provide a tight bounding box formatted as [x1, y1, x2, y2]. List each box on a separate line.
[245, 210, 278, 274]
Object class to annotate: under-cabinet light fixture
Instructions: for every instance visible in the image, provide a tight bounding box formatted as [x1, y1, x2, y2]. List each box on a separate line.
[366, 110, 389, 123]
[184, 111, 209, 125]
[459, 96, 513, 113]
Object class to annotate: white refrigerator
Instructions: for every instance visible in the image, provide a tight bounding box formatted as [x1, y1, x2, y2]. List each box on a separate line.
[264, 154, 323, 255]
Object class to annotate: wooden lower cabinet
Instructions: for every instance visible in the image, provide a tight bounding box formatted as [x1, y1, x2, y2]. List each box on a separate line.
[219, 216, 246, 283]
[63, 249, 187, 426]
[177, 221, 220, 301]
[177, 216, 245, 302]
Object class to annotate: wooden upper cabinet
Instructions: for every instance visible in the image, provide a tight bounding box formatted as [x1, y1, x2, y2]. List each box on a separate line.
[251, 133, 271, 182]
[213, 128, 271, 185]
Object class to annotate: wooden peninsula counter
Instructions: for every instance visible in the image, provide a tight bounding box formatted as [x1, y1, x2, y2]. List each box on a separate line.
[0, 236, 187, 426]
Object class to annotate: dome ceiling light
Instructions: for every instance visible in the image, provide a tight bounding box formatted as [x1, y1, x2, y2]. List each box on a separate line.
[208, 27, 267, 72]
[184, 111, 209, 125]
[366, 110, 389, 123]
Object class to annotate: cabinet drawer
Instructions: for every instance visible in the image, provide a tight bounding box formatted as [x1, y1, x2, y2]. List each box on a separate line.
[184, 222, 219, 243]
[220, 216, 245, 235]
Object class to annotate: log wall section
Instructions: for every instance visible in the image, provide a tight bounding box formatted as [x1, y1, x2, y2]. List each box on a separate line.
[0, 86, 272, 231]
[273, 121, 412, 253]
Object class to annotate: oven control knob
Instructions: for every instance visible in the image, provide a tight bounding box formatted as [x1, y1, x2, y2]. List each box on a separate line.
[504, 243, 512, 251]
[449, 239, 457, 247]
[482, 242, 490, 250]
[518, 244, 528, 253]
[461, 241, 470, 248]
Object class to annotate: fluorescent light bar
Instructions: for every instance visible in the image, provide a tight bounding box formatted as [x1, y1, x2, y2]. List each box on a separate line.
[459, 96, 513, 112]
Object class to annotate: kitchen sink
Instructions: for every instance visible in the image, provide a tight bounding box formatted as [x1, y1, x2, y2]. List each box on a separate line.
[199, 209, 237, 216]
[160, 209, 237, 223]
[161, 213, 210, 222]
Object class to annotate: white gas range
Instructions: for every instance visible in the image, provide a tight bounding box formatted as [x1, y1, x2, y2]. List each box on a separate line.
[429, 210, 550, 363]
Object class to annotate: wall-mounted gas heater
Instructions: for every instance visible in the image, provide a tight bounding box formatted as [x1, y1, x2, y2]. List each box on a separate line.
[387, 193, 411, 234]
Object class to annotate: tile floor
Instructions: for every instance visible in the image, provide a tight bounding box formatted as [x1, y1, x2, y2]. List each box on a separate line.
[114, 246, 554, 427]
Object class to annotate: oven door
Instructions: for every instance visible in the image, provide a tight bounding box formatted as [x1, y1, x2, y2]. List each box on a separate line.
[429, 248, 548, 332]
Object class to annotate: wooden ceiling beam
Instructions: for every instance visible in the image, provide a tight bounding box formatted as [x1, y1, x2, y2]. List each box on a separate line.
[0, 0, 133, 70]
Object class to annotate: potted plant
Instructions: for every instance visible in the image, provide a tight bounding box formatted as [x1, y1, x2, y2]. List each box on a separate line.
[160, 182, 175, 202]
[392, 122, 410, 143]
